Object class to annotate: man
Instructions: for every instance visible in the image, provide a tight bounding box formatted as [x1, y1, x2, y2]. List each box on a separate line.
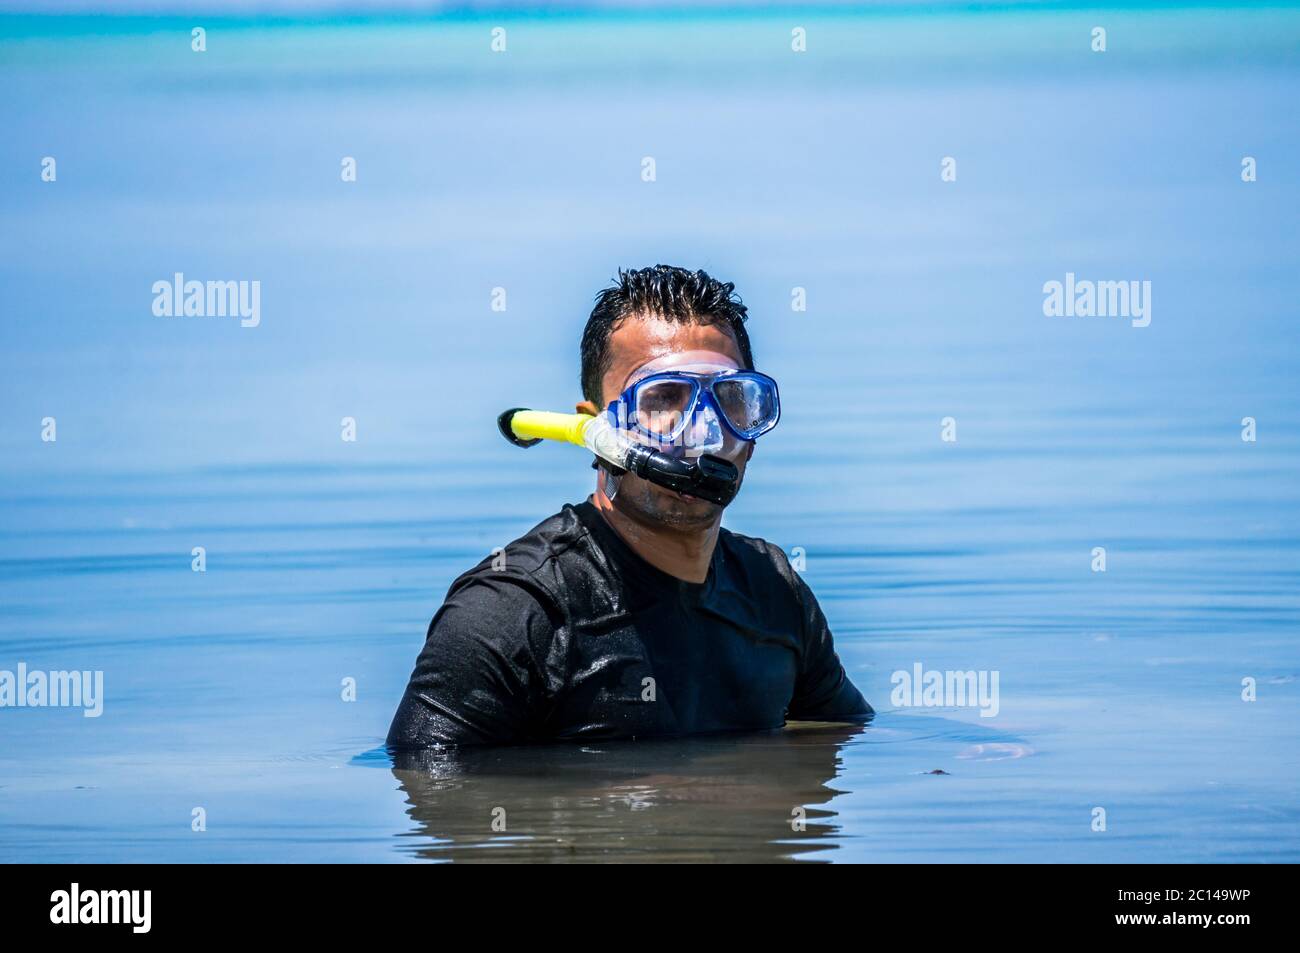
[387, 265, 871, 747]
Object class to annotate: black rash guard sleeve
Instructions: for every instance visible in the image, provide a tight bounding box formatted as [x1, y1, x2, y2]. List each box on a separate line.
[787, 571, 874, 721]
[386, 576, 555, 747]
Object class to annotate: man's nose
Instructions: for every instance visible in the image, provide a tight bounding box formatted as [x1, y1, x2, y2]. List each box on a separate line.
[681, 405, 724, 455]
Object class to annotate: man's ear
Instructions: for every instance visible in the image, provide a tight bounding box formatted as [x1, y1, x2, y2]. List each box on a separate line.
[576, 399, 600, 416]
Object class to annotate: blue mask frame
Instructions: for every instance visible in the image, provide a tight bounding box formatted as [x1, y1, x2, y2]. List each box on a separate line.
[606, 369, 781, 446]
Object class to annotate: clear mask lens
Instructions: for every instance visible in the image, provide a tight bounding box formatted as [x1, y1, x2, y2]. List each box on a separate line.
[713, 376, 777, 436]
[633, 379, 691, 438]
[632, 379, 725, 455]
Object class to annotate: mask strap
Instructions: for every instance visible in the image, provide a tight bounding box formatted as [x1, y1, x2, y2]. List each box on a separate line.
[591, 456, 624, 500]
[602, 465, 621, 501]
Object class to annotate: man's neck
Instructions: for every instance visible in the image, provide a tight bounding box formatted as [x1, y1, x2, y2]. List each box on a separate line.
[589, 492, 720, 584]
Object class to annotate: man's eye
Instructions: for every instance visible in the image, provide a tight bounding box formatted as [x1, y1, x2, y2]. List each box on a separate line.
[639, 382, 691, 410]
[638, 409, 682, 433]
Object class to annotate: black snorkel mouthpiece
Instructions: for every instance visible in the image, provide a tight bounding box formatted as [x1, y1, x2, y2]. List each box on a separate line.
[622, 445, 740, 507]
[496, 409, 741, 507]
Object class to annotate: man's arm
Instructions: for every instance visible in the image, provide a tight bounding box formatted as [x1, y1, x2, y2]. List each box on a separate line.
[787, 572, 873, 721]
[386, 575, 555, 747]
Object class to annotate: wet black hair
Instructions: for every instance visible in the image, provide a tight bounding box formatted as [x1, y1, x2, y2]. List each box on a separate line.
[580, 265, 755, 406]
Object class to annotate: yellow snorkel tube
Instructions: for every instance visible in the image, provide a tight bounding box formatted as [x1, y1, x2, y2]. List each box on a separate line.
[499, 410, 595, 449]
[497, 408, 740, 506]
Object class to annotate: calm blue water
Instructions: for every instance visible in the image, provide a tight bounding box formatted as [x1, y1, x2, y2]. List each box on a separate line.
[1, 4, 1299, 862]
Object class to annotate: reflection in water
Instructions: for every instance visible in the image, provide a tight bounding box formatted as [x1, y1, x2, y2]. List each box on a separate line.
[389, 722, 868, 862]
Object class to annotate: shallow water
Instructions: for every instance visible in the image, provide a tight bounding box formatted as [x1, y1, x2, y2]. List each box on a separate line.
[1, 5, 1299, 862]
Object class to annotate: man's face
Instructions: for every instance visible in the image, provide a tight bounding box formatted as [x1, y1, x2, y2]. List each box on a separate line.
[593, 313, 755, 530]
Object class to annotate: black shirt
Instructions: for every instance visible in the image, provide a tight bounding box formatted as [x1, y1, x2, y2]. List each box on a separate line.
[386, 499, 871, 747]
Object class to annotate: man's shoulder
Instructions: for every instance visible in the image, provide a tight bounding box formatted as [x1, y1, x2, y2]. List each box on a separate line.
[498, 503, 590, 571]
[444, 502, 589, 600]
[718, 525, 802, 591]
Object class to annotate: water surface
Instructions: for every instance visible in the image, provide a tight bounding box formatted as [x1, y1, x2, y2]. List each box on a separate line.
[1, 4, 1298, 862]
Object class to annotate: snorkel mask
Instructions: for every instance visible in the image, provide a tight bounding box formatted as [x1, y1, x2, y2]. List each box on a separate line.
[497, 365, 780, 507]
[607, 364, 781, 454]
